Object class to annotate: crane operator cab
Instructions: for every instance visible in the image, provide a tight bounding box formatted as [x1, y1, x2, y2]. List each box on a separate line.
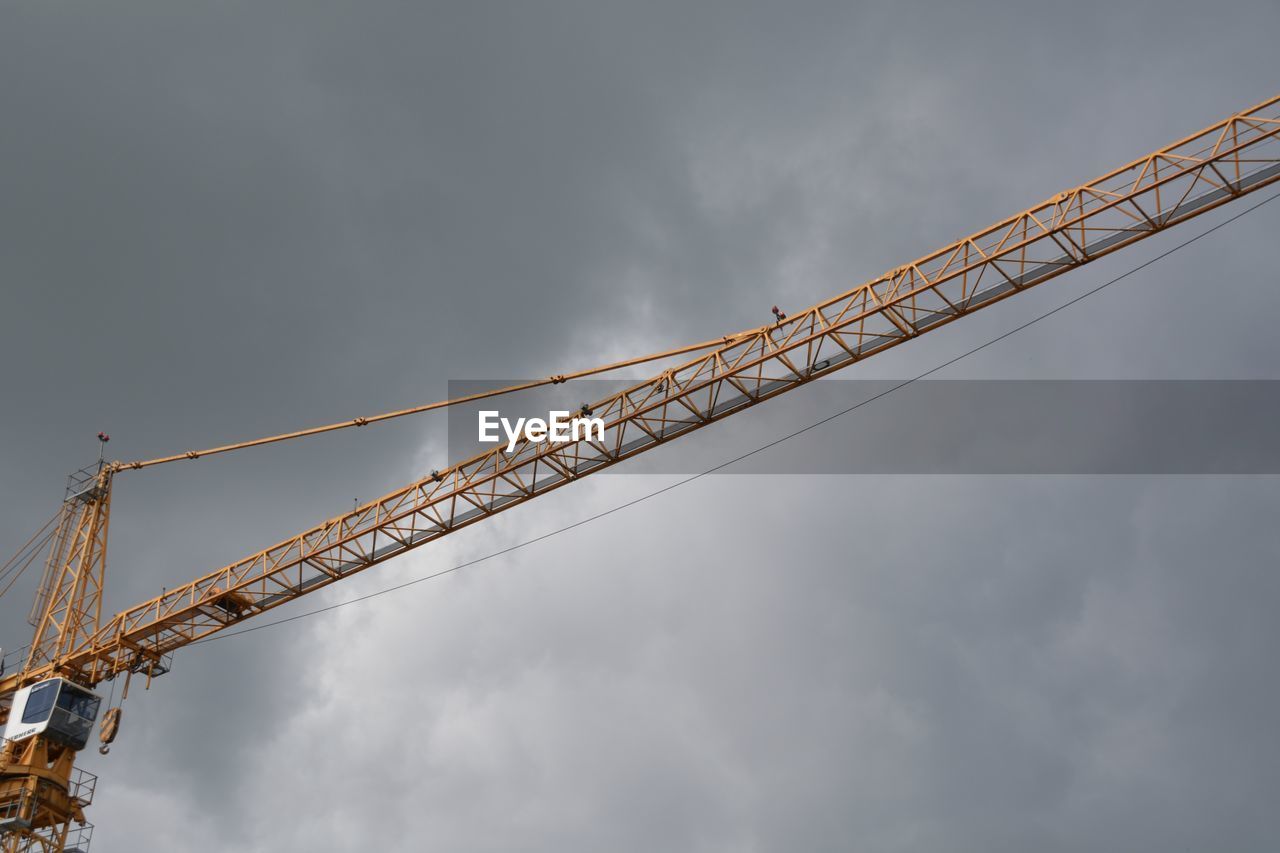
[2, 678, 102, 751]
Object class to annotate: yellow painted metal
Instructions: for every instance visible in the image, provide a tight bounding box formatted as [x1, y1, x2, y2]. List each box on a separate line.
[0, 735, 88, 853]
[24, 472, 112, 681]
[1, 472, 109, 851]
[11, 91, 1272, 695]
[111, 336, 749, 472]
[2, 92, 1279, 849]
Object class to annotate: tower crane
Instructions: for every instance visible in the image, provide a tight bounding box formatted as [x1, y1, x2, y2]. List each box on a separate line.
[2, 93, 1278, 852]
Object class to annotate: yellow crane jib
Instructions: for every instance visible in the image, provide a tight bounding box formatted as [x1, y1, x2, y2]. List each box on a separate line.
[2, 92, 1278, 852]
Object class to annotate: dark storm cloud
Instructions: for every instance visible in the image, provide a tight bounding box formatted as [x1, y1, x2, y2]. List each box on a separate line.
[1, 1, 1278, 851]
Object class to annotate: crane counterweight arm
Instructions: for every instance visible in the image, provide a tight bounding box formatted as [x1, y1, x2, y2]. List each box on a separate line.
[4, 92, 1278, 696]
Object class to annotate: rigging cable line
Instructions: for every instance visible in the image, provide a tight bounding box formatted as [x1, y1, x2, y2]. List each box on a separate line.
[111, 333, 754, 472]
[186, 188, 1280, 649]
[0, 509, 62, 602]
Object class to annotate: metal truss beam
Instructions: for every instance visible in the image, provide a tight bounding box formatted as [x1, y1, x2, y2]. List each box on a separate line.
[3, 92, 1279, 696]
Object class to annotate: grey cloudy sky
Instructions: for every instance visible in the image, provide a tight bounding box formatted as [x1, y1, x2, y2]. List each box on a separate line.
[2, 2, 1279, 851]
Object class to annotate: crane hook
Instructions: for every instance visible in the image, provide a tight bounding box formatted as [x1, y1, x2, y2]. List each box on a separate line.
[99, 706, 123, 755]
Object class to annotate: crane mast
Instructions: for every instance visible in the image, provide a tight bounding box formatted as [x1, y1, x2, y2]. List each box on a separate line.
[24, 469, 113, 681]
[2, 92, 1278, 851]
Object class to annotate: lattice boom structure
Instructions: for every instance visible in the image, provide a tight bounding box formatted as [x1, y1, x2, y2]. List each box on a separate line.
[1, 93, 1276, 698]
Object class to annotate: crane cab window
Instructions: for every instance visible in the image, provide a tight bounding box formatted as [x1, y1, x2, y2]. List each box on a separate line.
[20, 680, 58, 724]
[56, 682, 101, 721]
